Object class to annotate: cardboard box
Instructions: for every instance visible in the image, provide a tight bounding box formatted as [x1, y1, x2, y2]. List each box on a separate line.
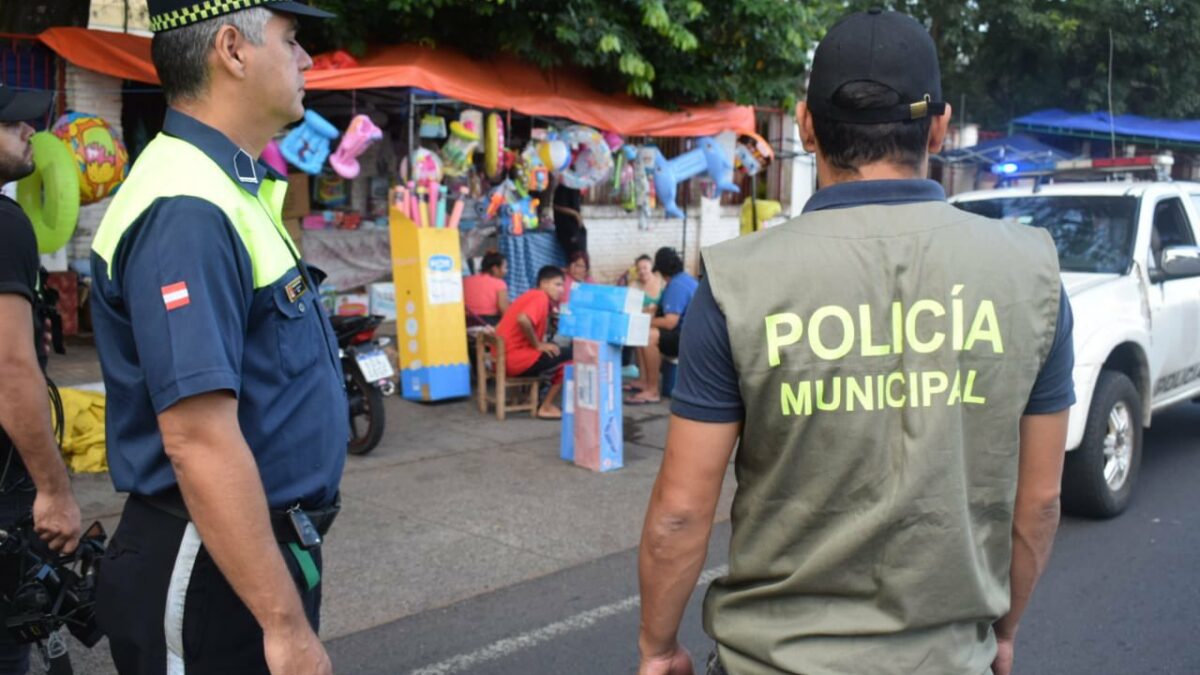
[559, 304, 650, 347]
[283, 173, 311, 219]
[368, 282, 397, 321]
[560, 365, 575, 463]
[568, 283, 644, 315]
[334, 293, 370, 316]
[572, 339, 623, 472]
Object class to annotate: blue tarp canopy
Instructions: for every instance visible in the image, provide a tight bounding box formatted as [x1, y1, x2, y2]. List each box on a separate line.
[941, 134, 1074, 165]
[1013, 109, 1200, 149]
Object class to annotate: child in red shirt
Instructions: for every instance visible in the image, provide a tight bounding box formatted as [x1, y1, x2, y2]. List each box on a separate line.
[494, 266, 571, 418]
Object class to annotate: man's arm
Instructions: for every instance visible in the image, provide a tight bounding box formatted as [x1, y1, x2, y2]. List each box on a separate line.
[638, 416, 740, 669]
[992, 410, 1068, 674]
[158, 391, 329, 670]
[0, 295, 80, 553]
[651, 313, 680, 331]
[517, 312, 556, 354]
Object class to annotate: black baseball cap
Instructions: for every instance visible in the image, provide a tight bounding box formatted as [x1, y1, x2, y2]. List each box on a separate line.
[807, 9, 947, 124]
[0, 83, 52, 123]
[148, 0, 335, 33]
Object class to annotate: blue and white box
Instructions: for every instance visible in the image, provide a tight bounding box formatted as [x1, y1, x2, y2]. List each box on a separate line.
[569, 283, 644, 315]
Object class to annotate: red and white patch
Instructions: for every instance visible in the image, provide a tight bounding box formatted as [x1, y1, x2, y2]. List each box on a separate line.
[161, 282, 190, 311]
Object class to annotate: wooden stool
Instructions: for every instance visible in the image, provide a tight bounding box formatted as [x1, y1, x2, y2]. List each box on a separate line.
[475, 332, 540, 420]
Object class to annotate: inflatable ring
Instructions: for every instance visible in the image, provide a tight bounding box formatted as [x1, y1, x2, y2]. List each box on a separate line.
[558, 125, 614, 190]
[485, 113, 505, 180]
[17, 132, 80, 254]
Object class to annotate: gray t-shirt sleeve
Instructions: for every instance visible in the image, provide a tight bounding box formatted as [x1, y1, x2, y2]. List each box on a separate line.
[1024, 285, 1076, 414]
[669, 277, 745, 423]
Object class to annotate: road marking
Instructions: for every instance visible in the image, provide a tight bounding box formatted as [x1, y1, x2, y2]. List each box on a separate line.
[408, 565, 729, 675]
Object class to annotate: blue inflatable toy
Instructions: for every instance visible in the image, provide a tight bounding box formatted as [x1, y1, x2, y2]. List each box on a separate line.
[649, 136, 739, 219]
[280, 110, 339, 175]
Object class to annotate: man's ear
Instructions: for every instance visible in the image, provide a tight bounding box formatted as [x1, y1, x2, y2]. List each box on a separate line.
[211, 24, 248, 80]
[795, 101, 819, 154]
[927, 103, 954, 155]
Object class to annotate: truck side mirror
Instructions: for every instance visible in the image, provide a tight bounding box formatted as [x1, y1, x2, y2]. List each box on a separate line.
[1160, 245, 1200, 279]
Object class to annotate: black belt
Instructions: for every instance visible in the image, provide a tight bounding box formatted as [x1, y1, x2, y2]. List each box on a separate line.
[134, 489, 340, 546]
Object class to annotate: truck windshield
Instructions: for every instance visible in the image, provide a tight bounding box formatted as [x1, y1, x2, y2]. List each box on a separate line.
[955, 196, 1138, 274]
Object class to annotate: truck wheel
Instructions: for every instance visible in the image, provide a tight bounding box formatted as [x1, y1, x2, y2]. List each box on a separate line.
[1062, 371, 1142, 518]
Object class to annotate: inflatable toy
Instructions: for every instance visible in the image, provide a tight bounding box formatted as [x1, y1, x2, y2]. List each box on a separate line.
[485, 113, 505, 180]
[261, 139, 289, 175]
[420, 114, 447, 139]
[648, 136, 739, 219]
[557, 126, 614, 190]
[538, 138, 570, 173]
[516, 143, 550, 194]
[442, 121, 480, 177]
[602, 130, 624, 152]
[330, 114, 383, 179]
[280, 110, 339, 175]
[736, 132, 774, 176]
[410, 148, 444, 183]
[16, 132, 81, 254]
[51, 113, 128, 204]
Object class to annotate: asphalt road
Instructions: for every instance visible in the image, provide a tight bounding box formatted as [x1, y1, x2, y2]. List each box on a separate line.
[328, 403, 1200, 675]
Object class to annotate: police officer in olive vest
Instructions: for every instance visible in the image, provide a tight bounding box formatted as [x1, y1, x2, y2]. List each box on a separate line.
[637, 10, 1075, 675]
[89, 2, 345, 673]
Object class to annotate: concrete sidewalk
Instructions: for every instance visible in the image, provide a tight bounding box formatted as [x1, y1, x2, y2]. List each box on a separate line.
[49, 339, 735, 672]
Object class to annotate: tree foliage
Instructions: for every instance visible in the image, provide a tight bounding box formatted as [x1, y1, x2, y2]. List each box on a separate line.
[850, 0, 1200, 127]
[308, 0, 830, 107]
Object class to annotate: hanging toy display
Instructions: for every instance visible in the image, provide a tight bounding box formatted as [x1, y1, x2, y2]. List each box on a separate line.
[485, 180, 539, 235]
[280, 110, 339, 175]
[557, 125, 614, 190]
[735, 131, 775, 176]
[419, 114, 448, 139]
[537, 137, 571, 173]
[515, 142, 550, 194]
[261, 139, 289, 176]
[410, 148, 444, 183]
[485, 113, 506, 180]
[441, 120, 481, 177]
[51, 112, 129, 204]
[330, 114, 384, 179]
[648, 136, 739, 219]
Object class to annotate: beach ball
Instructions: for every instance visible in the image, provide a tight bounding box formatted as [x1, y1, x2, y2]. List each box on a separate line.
[52, 113, 129, 205]
[538, 139, 571, 173]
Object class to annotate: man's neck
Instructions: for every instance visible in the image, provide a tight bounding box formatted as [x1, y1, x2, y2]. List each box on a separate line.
[817, 159, 928, 189]
[173, 100, 273, 158]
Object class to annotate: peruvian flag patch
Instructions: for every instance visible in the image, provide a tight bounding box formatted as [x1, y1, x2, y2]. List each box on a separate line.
[161, 282, 190, 311]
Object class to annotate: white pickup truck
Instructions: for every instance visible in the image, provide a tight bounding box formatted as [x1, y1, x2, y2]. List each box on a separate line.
[952, 181, 1200, 518]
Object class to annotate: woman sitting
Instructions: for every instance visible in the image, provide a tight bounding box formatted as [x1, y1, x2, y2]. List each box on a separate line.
[464, 251, 509, 326]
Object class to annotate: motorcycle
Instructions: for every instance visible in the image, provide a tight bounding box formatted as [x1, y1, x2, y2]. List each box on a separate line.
[330, 314, 395, 455]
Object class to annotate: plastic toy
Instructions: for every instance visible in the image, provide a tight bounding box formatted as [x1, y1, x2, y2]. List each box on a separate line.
[516, 143, 550, 194]
[51, 112, 128, 204]
[16, 132, 80, 254]
[442, 121, 480, 177]
[735, 131, 775, 176]
[557, 126, 614, 190]
[602, 130, 624, 152]
[419, 114, 447, 139]
[261, 139, 288, 175]
[330, 114, 383, 179]
[485, 113, 505, 180]
[446, 186, 468, 230]
[280, 110, 339, 175]
[647, 136, 739, 219]
[409, 147, 444, 183]
[538, 138, 571, 173]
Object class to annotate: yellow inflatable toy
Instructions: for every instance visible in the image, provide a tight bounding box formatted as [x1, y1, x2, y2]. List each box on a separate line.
[52, 112, 129, 204]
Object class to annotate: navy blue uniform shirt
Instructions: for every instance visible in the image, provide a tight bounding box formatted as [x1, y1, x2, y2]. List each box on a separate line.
[672, 179, 1076, 423]
[91, 110, 347, 509]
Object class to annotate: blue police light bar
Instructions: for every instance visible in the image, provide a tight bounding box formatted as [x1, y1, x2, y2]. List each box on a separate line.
[992, 162, 1020, 175]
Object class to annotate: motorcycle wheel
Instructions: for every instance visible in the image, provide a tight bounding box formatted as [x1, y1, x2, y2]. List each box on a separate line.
[345, 359, 386, 455]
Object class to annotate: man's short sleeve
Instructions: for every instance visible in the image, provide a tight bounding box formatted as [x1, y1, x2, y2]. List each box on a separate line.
[0, 200, 38, 303]
[669, 278, 744, 423]
[1025, 285, 1076, 415]
[115, 198, 253, 413]
[660, 277, 690, 317]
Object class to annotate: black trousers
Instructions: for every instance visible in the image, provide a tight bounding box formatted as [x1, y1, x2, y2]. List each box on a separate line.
[96, 497, 322, 675]
[0, 446, 33, 675]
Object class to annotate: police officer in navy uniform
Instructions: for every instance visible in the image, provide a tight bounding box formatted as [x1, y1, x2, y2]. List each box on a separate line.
[0, 83, 83, 675]
[89, 2, 346, 673]
[637, 10, 1074, 675]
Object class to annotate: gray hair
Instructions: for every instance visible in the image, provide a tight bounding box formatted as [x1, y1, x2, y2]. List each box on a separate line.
[150, 7, 273, 104]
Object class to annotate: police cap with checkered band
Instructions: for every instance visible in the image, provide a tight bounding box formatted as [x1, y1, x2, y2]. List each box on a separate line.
[147, 0, 334, 33]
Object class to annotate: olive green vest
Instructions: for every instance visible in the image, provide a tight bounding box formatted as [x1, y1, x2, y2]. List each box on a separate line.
[702, 201, 1061, 675]
[93, 134, 298, 290]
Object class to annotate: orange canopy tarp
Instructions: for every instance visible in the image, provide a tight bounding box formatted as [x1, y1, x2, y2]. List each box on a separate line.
[38, 27, 754, 137]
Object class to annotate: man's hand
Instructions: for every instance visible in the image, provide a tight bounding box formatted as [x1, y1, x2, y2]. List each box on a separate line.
[264, 623, 332, 675]
[33, 487, 82, 554]
[639, 644, 694, 675]
[538, 341, 561, 356]
[991, 636, 1015, 675]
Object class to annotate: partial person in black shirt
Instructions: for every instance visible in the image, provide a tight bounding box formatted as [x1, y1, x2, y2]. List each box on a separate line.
[552, 182, 587, 259]
[0, 82, 83, 675]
